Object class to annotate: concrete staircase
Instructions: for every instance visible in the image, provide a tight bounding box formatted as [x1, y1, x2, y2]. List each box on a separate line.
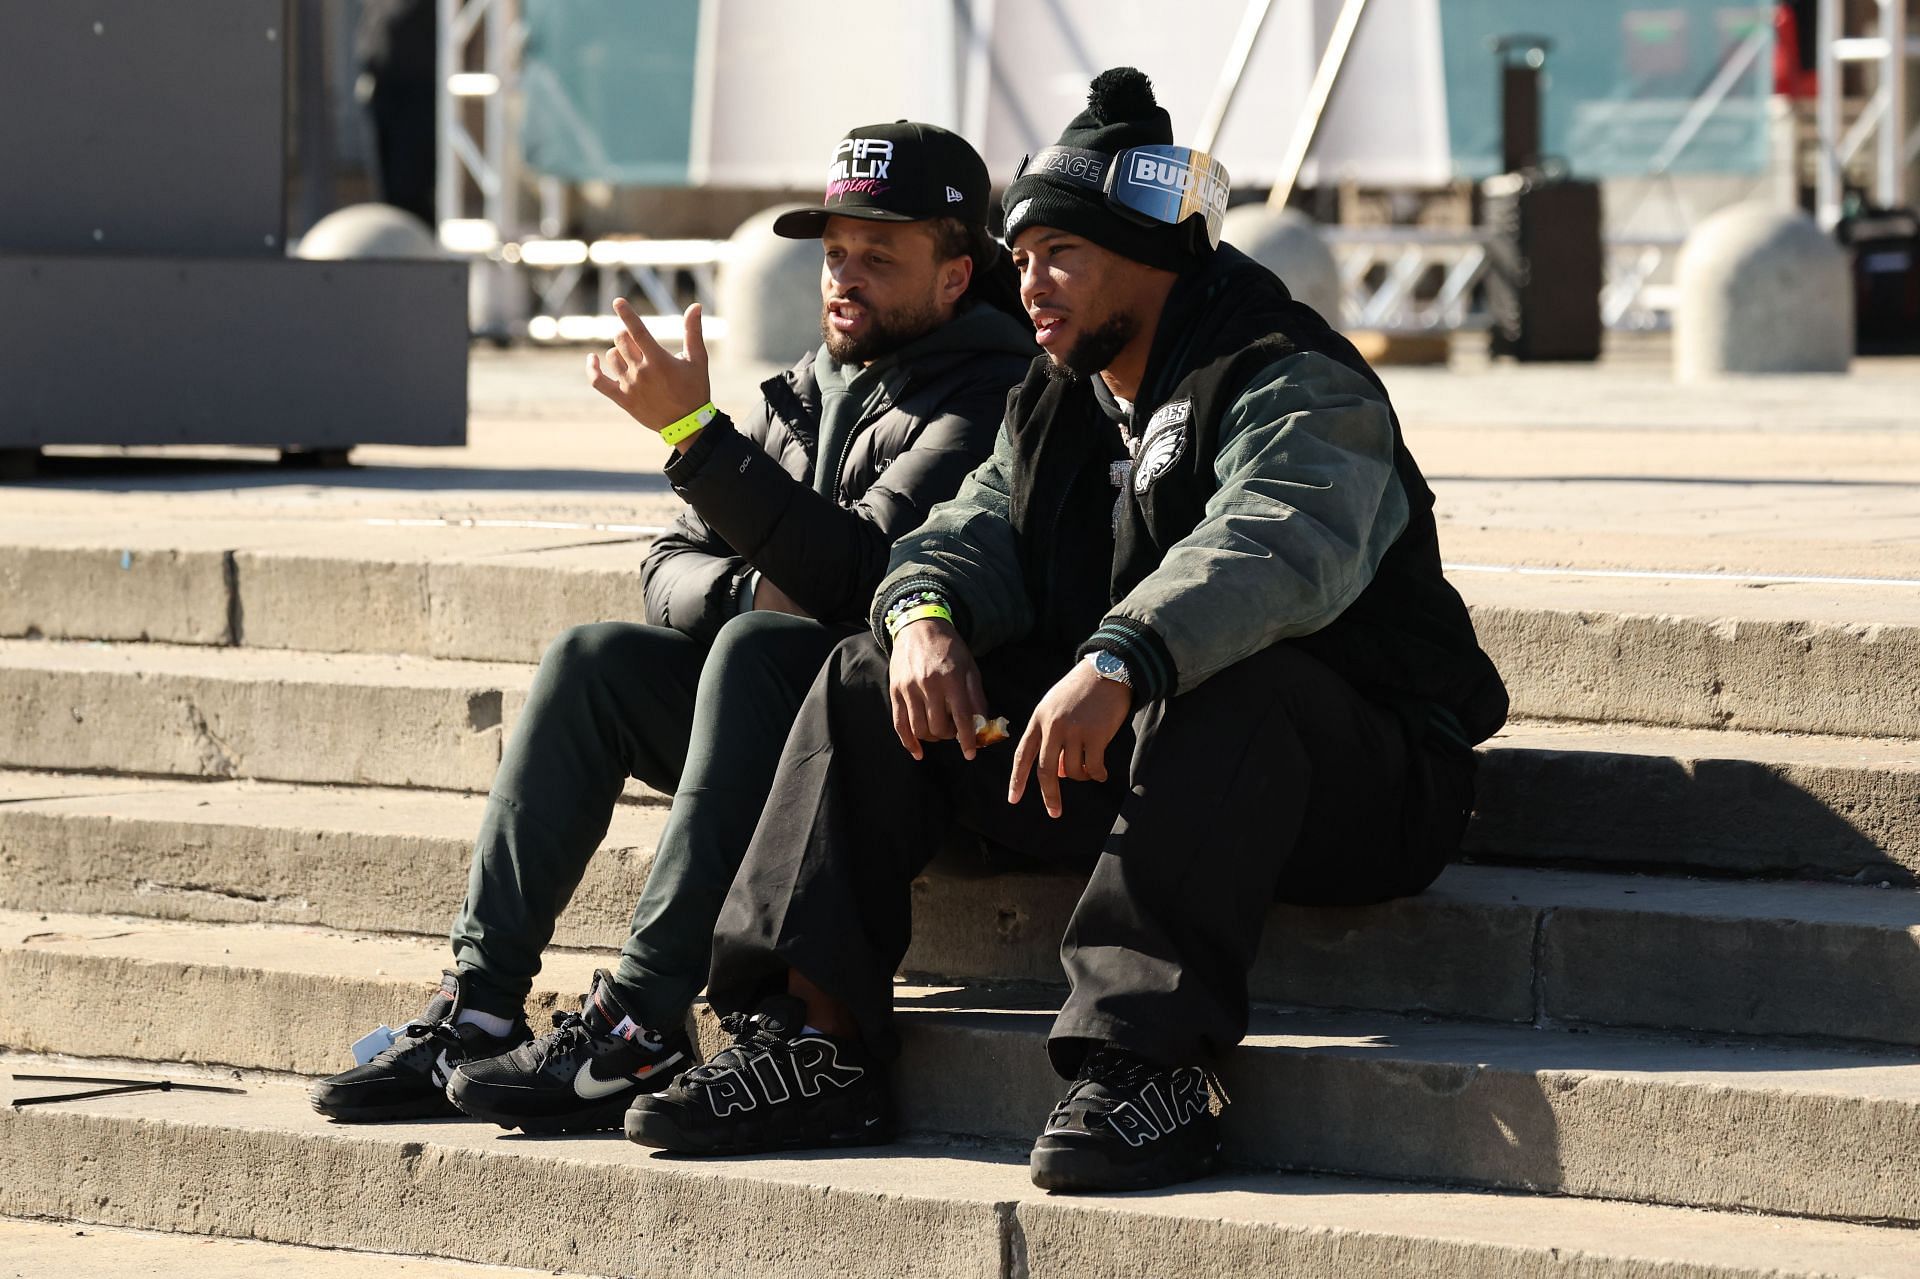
[4, 522, 1920, 1277]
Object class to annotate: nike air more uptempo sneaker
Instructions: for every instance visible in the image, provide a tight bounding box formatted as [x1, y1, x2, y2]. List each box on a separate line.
[1029, 1045, 1225, 1192]
[624, 995, 891, 1155]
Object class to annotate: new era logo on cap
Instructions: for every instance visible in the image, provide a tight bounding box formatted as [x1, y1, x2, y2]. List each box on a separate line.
[771, 121, 994, 245]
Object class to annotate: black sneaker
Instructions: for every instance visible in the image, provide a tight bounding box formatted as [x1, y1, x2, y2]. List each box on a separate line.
[446, 970, 693, 1134]
[624, 995, 892, 1155]
[309, 970, 531, 1122]
[1028, 1045, 1225, 1192]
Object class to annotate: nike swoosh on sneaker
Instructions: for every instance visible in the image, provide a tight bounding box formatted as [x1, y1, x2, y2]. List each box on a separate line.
[573, 1059, 665, 1101]
[572, 1060, 637, 1100]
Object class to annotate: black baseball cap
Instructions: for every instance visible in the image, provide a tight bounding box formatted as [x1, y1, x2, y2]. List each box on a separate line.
[772, 121, 997, 259]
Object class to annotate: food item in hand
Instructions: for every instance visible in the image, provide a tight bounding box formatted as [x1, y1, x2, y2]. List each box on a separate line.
[972, 714, 1011, 747]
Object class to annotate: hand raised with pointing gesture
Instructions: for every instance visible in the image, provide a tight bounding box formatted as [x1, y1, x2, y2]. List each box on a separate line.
[587, 298, 712, 444]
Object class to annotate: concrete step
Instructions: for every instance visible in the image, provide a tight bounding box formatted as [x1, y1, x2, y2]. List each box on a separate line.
[0, 515, 654, 661]
[0, 639, 535, 791]
[0, 772, 667, 946]
[0, 518, 658, 664]
[9, 785, 1920, 1043]
[1462, 571, 1920, 740]
[8, 525, 1920, 736]
[1472, 721, 1920, 882]
[5, 626, 1918, 879]
[0, 1218, 551, 1279]
[912, 860, 1920, 1047]
[8, 1067, 1918, 1279]
[5, 915, 1920, 1223]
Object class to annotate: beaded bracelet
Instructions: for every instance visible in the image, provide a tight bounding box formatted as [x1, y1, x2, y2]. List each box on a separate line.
[884, 589, 948, 622]
[884, 589, 953, 638]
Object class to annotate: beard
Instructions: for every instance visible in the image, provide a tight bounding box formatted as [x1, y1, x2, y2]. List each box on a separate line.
[1041, 310, 1138, 383]
[820, 292, 944, 364]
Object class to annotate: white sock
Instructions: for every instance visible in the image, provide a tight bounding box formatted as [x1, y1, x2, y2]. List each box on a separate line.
[455, 1007, 514, 1037]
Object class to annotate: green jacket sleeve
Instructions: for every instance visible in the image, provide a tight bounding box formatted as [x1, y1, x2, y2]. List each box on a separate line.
[1086, 350, 1410, 699]
[868, 419, 1033, 654]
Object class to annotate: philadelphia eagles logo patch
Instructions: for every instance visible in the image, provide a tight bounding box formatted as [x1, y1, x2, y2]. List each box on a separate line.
[1133, 399, 1191, 495]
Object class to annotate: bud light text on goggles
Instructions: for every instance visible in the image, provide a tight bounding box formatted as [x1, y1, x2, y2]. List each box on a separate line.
[1014, 144, 1231, 249]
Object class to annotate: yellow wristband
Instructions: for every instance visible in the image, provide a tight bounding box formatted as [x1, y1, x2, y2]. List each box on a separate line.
[659, 402, 718, 446]
[886, 602, 953, 638]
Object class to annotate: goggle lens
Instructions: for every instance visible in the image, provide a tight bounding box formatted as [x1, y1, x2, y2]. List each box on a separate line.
[1012, 144, 1230, 249]
[1108, 145, 1230, 249]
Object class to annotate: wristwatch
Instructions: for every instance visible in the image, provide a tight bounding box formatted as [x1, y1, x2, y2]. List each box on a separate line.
[1086, 649, 1132, 687]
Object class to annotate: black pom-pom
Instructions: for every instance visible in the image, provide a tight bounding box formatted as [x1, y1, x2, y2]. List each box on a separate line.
[1086, 67, 1158, 124]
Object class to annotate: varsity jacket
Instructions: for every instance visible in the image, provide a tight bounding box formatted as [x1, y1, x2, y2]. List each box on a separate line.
[871, 244, 1508, 746]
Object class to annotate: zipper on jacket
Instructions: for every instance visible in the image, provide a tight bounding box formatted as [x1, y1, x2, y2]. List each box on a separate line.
[831, 381, 903, 505]
[832, 416, 863, 505]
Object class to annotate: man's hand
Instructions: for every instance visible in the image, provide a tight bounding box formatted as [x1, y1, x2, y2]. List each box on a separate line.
[1008, 659, 1132, 819]
[586, 299, 712, 450]
[889, 619, 988, 761]
[753, 576, 810, 617]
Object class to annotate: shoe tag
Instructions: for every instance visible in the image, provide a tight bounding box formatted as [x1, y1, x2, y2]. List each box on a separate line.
[351, 1024, 398, 1066]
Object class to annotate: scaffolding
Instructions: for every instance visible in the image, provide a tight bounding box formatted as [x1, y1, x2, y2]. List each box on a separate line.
[1816, 0, 1920, 227]
[434, 0, 724, 343]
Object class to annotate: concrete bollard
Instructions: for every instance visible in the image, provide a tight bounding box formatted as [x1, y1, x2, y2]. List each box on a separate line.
[295, 204, 440, 260]
[1676, 204, 1852, 379]
[717, 205, 825, 365]
[1222, 206, 1342, 323]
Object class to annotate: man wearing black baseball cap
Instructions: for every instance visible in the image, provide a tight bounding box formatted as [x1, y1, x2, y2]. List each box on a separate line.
[311, 121, 1033, 1136]
[630, 69, 1506, 1193]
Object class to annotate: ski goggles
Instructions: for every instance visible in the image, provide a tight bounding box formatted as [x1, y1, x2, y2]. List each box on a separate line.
[1013, 144, 1231, 248]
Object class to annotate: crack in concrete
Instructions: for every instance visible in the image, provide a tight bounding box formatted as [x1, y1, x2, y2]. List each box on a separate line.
[133, 879, 305, 909]
[997, 1201, 1029, 1279]
[221, 551, 245, 647]
[1530, 906, 1554, 1028]
[179, 701, 241, 778]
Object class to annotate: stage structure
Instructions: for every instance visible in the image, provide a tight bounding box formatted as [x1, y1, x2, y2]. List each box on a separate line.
[436, 0, 1785, 340]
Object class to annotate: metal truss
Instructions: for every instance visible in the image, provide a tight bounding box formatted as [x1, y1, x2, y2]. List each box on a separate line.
[1324, 229, 1684, 333]
[436, 0, 525, 338]
[515, 239, 731, 344]
[1815, 0, 1920, 228]
[435, 0, 724, 344]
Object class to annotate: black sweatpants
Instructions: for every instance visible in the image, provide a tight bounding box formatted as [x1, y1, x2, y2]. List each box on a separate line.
[449, 611, 852, 1028]
[708, 632, 1475, 1076]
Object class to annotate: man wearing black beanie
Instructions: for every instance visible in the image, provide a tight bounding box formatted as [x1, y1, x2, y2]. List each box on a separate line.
[630, 69, 1508, 1194]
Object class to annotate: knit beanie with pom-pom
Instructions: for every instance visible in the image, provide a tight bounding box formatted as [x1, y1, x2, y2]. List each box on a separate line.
[1002, 67, 1211, 272]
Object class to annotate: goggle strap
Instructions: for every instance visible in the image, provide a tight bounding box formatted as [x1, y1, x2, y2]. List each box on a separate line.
[1019, 146, 1113, 192]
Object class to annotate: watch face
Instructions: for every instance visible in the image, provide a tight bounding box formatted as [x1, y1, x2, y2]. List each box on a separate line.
[1093, 651, 1129, 682]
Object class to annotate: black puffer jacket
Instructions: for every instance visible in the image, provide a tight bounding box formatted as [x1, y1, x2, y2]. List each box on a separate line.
[641, 303, 1035, 644]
